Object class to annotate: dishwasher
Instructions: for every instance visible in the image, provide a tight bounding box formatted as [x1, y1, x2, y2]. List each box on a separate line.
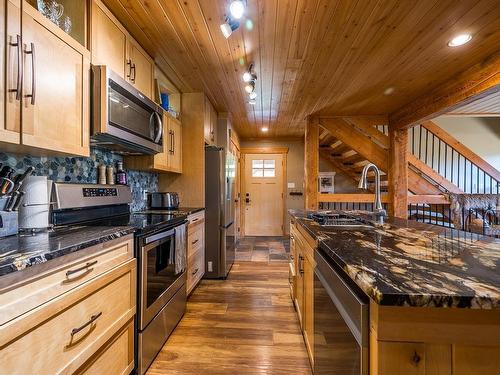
[314, 248, 369, 375]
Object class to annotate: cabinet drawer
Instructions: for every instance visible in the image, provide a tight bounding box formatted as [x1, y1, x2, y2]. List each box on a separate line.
[0, 236, 134, 326]
[77, 319, 134, 375]
[188, 211, 205, 227]
[1, 259, 136, 375]
[187, 226, 204, 257]
[187, 247, 204, 295]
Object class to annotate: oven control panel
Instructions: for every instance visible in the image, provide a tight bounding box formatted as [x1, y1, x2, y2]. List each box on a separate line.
[82, 187, 118, 197]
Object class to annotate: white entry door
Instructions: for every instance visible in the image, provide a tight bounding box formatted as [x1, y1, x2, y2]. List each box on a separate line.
[244, 153, 284, 236]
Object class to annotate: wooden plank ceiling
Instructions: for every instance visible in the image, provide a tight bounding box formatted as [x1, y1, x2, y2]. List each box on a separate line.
[103, 0, 500, 138]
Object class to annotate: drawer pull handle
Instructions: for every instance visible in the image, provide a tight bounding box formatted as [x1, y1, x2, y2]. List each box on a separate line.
[191, 218, 199, 223]
[71, 312, 102, 337]
[66, 260, 98, 278]
[412, 351, 421, 365]
[192, 268, 199, 276]
[191, 239, 199, 245]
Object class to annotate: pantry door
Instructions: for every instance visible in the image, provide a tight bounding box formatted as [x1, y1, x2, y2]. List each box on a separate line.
[243, 153, 284, 236]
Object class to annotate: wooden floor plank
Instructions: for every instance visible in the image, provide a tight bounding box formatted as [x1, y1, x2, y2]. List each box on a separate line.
[147, 262, 312, 374]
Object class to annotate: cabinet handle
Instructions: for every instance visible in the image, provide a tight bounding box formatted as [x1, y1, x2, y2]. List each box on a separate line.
[412, 351, 421, 365]
[65, 260, 98, 278]
[299, 255, 304, 274]
[192, 268, 199, 276]
[130, 63, 136, 83]
[126, 59, 132, 79]
[24, 42, 36, 105]
[8, 34, 23, 100]
[192, 239, 199, 245]
[191, 218, 199, 223]
[70, 311, 102, 337]
[172, 131, 175, 154]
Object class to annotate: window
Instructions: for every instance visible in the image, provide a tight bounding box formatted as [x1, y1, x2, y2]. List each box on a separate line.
[252, 159, 275, 177]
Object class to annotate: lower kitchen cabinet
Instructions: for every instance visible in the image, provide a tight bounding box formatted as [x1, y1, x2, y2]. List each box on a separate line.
[291, 220, 316, 367]
[0, 236, 136, 374]
[187, 210, 205, 294]
[125, 113, 182, 173]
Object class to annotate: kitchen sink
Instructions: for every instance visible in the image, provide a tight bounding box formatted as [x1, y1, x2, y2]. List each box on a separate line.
[308, 212, 374, 229]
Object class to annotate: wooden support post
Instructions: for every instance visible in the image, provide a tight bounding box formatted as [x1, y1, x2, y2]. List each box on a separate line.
[305, 117, 319, 211]
[388, 128, 408, 218]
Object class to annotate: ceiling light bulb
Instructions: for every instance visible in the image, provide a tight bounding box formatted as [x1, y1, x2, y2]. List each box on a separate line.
[229, 0, 245, 20]
[249, 92, 257, 99]
[447, 34, 472, 47]
[220, 22, 232, 38]
[249, 99, 256, 105]
[261, 127, 269, 132]
[242, 72, 252, 82]
[244, 82, 255, 94]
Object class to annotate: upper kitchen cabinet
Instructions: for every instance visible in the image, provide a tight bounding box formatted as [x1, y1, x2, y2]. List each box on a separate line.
[0, 0, 90, 156]
[90, 0, 154, 99]
[204, 96, 218, 146]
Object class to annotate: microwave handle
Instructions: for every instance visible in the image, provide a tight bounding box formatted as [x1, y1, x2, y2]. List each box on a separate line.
[152, 112, 163, 143]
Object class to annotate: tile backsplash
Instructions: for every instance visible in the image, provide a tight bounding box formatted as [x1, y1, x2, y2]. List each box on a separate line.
[0, 148, 158, 211]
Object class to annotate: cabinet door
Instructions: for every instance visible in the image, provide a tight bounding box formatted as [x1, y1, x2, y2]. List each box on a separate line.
[128, 39, 153, 99]
[210, 101, 218, 144]
[295, 245, 305, 328]
[21, 6, 90, 156]
[204, 96, 212, 144]
[303, 255, 314, 362]
[91, 0, 127, 78]
[1, 0, 21, 144]
[168, 117, 182, 173]
[151, 113, 170, 171]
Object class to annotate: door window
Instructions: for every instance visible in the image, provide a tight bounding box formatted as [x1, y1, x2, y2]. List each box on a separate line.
[252, 159, 276, 177]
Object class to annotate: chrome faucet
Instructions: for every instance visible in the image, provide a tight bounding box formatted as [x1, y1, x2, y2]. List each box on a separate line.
[358, 163, 387, 218]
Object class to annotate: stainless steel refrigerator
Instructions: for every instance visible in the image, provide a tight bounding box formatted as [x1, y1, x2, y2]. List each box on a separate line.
[205, 146, 236, 278]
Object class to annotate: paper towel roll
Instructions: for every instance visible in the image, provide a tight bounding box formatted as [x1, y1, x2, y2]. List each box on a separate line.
[19, 176, 51, 230]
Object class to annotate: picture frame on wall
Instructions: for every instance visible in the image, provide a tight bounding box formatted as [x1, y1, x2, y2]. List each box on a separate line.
[318, 172, 336, 194]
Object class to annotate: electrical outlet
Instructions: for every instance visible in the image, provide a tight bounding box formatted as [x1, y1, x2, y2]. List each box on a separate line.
[208, 261, 213, 272]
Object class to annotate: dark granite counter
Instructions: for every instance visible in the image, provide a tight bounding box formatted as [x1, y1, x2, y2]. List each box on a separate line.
[290, 209, 500, 309]
[0, 225, 135, 277]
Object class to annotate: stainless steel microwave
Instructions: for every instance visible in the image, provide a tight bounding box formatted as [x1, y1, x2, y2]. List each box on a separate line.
[91, 65, 163, 155]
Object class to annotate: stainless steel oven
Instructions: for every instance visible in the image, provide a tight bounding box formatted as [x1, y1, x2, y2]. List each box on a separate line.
[91, 65, 163, 155]
[137, 221, 187, 374]
[314, 248, 369, 375]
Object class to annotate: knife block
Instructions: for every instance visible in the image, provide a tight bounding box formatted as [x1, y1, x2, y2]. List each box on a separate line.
[0, 197, 18, 238]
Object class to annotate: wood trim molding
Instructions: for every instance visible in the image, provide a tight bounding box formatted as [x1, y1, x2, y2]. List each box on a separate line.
[407, 195, 449, 205]
[240, 147, 289, 154]
[305, 117, 319, 210]
[389, 51, 500, 130]
[318, 194, 448, 205]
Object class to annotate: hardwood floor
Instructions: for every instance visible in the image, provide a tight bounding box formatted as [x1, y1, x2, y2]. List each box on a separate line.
[147, 262, 312, 374]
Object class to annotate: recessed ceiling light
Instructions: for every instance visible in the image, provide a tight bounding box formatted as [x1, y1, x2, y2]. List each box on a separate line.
[384, 87, 395, 95]
[261, 127, 268, 132]
[447, 34, 472, 47]
[249, 92, 257, 99]
[229, 0, 245, 20]
[249, 99, 256, 105]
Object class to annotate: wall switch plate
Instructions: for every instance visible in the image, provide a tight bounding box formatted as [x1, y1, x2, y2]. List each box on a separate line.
[287, 182, 295, 189]
[208, 261, 213, 272]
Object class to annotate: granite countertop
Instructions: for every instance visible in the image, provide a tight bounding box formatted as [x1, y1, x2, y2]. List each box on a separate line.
[290, 209, 500, 309]
[177, 207, 205, 215]
[0, 225, 135, 277]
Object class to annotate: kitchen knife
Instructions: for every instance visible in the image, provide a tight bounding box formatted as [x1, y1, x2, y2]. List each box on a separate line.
[5, 167, 34, 209]
[11, 191, 25, 211]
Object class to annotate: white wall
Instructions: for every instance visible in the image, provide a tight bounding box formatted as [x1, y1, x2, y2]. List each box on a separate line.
[434, 117, 500, 170]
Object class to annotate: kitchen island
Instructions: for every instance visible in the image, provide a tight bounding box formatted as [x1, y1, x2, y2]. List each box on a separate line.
[289, 209, 500, 375]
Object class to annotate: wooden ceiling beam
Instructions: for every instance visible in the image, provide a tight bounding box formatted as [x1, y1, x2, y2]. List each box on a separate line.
[344, 117, 390, 149]
[389, 51, 500, 131]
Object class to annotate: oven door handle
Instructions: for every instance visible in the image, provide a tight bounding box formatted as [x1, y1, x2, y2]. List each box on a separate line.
[145, 228, 175, 244]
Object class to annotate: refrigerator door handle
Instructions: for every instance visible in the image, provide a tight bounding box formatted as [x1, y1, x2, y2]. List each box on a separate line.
[220, 221, 234, 229]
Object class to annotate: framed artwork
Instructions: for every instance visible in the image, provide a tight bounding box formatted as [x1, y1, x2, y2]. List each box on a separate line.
[318, 172, 336, 193]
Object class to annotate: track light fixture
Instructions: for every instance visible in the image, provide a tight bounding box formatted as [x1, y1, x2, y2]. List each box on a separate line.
[220, 17, 240, 39]
[242, 63, 257, 83]
[244, 81, 255, 94]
